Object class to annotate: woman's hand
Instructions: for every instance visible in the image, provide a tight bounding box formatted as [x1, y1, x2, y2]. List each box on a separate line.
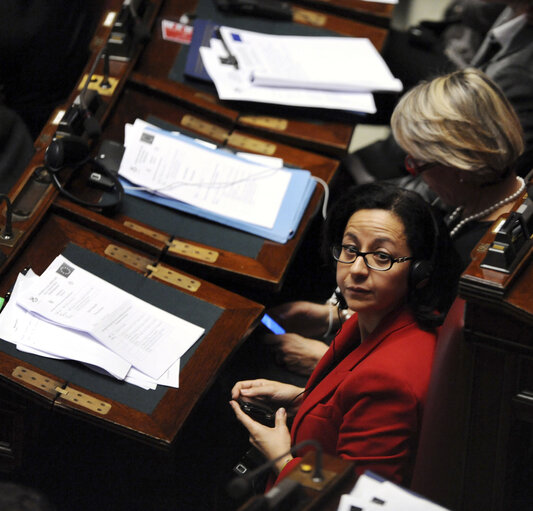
[229, 400, 292, 473]
[263, 333, 328, 376]
[231, 379, 304, 415]
[269, 301, 337, 338]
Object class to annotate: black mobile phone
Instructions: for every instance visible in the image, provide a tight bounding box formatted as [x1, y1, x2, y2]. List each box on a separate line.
[237, 397, 276, 427]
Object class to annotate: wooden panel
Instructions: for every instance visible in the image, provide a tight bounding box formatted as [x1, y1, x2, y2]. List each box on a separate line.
[130, 0, 389, 156]
[50, 85, 339, 294]
[0, 212, 263, 446]
[458, 190, 533, 511]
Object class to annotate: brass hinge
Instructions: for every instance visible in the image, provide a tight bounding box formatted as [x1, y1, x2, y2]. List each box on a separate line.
[12, 366, 60, 394]
[123, 221, 170, 243]
[12, 366, 111, 415]
[55, 386, 111, 415]
[239, 116, 288, 131]
[227, 133, 277, 155]
[105, 244, 156, 272]
[292, 8, 327, 26]
[181, 115, 229, 143]
[146, 264, 201, 292]
[168, 240, 219, 263]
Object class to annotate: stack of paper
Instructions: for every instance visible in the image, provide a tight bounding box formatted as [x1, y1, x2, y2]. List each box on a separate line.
[118, 119, 316, 243]
[192, 24, 402, 113]
[0, 255, 205, 390]
[337, 472, 451, 511]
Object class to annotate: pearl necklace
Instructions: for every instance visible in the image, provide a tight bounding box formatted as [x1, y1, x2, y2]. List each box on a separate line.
[448, 176, 526, 238]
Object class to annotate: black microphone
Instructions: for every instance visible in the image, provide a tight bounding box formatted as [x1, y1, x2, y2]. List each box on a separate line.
[226, 439, 324, 502]
[100, 48, 111, 89]
[55, 40, 106, 142]
[127, 0, 151, 43]
[77, 44, 107, 140]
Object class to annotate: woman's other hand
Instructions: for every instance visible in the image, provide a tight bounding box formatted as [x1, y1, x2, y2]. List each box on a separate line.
[269, 301, 335, 338]
[263, 333, 328, 375]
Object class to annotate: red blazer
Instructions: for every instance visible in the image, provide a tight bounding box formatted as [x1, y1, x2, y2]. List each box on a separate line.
[276, 306, 436, 486]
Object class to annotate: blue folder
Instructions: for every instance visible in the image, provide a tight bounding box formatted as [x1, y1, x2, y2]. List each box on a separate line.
[120, 127, 316, 244]
[184, 18, 219, 82]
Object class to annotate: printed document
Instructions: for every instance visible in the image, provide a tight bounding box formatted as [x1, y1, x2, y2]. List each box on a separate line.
[119, 120, 290, 230]
[219, 27, 402, 93]
[15, 255, 205, 380]
[336, 472, 450, 511]
[0, 270, 132, 380]
[200, 39, 376, 113]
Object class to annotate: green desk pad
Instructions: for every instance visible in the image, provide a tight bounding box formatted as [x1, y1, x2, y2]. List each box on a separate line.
[0, 243, 223, 415]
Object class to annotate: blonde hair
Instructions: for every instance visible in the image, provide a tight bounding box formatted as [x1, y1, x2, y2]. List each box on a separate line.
[391, 68, 524, 181]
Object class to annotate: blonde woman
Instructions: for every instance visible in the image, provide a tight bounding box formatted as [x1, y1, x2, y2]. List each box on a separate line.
[391, 67, 527, 266]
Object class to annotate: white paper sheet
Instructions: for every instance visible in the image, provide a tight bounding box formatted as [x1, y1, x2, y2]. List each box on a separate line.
[119, 120, 290, 230]
[16, 255, 204, 380]
[340, 472, 451, 511]
[0, 271, 131, 380]
[219, 27, 402, 93]
[200, 39, 376, 113]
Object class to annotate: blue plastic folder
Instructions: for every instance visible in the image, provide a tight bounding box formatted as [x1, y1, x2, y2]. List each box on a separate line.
[119, 127, 316, 244]
[184, 18, 219, 82]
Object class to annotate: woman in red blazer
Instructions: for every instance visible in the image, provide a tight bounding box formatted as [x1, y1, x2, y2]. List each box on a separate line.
[230, 182, 461, 486]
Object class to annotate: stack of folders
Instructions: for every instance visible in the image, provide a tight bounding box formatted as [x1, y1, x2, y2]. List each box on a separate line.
[337, 472, 451, 511]
[186, 22, 402, 114]
[0, 255, 205, 390]
[118, 119, 316, 243]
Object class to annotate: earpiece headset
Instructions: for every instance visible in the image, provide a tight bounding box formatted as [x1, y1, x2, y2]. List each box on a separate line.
[44, 136, 124, 211]
[334, 287, 348, 310]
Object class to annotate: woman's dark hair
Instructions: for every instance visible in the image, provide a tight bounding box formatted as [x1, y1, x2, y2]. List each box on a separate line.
[323, 182, 462, 329]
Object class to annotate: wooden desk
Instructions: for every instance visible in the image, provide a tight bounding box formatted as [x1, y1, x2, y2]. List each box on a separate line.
[131, 0, 388, 156]
[0, 4, 386, 505]
[457, 193, 533, 510]
[51, 86, 339, 296]
[237, 451, 356, 511]
[0, 212, 262, 456]
[1, 1, 340, 298]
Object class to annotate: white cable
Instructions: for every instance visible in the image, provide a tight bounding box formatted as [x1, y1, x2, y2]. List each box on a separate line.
[312, 176, 329, 219]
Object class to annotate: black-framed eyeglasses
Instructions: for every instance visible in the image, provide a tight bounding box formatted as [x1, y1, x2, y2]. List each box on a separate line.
[404, 155, 438, 176]
[332, 244, 413, 271]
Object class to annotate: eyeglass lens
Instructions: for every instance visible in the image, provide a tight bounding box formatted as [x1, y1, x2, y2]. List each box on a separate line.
[333, 246, 393, 270]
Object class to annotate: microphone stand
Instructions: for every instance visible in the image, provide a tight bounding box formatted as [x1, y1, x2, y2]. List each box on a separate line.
[227, 439, 325, 509]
